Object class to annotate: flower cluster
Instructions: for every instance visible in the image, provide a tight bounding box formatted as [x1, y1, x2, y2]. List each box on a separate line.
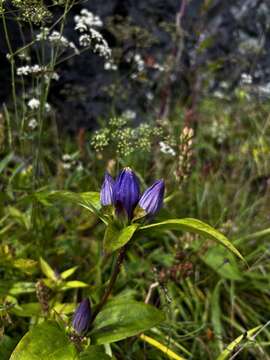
[91, 117, 162, 157]
[28, 118, 38, 129]
[36, 28, 79, 55]
[17, 64, 59, 80]
[100, 168, 165, 221]
[74, 9, 103, 32]
[159, 141, 176, 156]
[74, 9, 111, 59]
[27, 98, 51, 112]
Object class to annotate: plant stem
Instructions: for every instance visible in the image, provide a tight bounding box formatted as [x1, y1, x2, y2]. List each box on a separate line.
[91, 246, 127, 324]
[2, 13, 19, 128]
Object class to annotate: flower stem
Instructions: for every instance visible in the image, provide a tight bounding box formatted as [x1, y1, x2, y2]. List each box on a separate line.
[91, 246, 127, 324]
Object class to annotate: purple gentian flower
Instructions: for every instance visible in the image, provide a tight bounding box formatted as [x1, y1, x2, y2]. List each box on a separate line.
[100, 168, 165, 220]
[138, 180, 165, 216]
[72, 298, 91, 335]
[100, 172, 114, 206]
[112, 167, 140, 219]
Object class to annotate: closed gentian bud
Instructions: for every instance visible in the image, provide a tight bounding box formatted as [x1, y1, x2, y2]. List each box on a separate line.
[72, 298, 91, 335]
[138, 179, 165, 216]
[112, 167, 140, 219]
[100, 172, 114, 206]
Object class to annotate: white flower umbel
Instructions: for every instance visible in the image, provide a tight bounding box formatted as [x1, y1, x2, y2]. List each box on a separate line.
[27, 98, 40, 110]
[62, 154, 72, 161]
[74, 9, 103, 32]
[45, 103, 51, 112]
[79, 34, 92, 47]
[17, 65, 60, 81]
[28, 118, 38, 129]
[79, 29, 111, 59]
[48, 31, 69, 47]
[74, 9, 111, 60]
[241, 73, 252, 85]
[159, 141, 176, 156]
[134, 54, 144, 72]
[122, 110, 136, 120]
[104, 61, 117, 71]
[17, 66, 31, 76]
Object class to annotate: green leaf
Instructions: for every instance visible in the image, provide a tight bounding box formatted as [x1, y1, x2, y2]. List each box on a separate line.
[216, 325, 261, 360]
[61, 266, 78, 279]
[9, 282, 36, 295]
[91, 299, 165, 345]
[40, 257, 57, 281]
[10, 321, 77, 360]
[11, 303, 41, 317]
[34, 191, 101, 214]
[139, 218, 246, 263]
[53, 303, 75, 314]
[202, 246, 243, 281]
[104, 223, 139, 253]
[60, 280, 89, 290]
[13, 258, 37, 275]
[79, 346, 111, 360]
[0, 152, 14, 174]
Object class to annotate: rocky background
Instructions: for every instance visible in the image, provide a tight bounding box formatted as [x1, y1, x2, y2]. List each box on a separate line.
[1, 0, 269, 130]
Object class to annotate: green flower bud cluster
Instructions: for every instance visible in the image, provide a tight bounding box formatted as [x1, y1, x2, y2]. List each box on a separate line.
[9, 0, 51, 23]
[91, 116, 163, 157]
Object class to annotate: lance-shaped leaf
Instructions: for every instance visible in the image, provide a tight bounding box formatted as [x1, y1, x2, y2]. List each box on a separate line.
[40, 257, 57, 281]
[138, 218, 246, 263]
[103, 223, 139, 253]
[28, 191, 103, 220]
[90, 299, 165, 345]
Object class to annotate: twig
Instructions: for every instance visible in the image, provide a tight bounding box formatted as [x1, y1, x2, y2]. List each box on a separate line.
[145, 282, 159, 304]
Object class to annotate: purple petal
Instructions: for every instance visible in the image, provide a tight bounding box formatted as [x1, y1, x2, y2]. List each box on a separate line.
[112, 167, 140, 219]
[72, 298, 91, 334]
[100, 172, 114, 206]
[138, 179, 165, 216]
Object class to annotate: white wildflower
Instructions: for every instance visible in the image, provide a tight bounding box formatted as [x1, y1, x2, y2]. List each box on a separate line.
[134, 53, 144, 72]
[17, 65, 31, 76]
[17, 64, 48, 76]
[94, 42, 111, 59]
[31, 64, 43, 73]
[76, 162, 84, 172]
[74, 9, 103, 32]
[104, 61, 117, 71]
[27, 98, 40, 109]
[146, 92, 154, 101]
[28, 118, 38, 129]
[79, 34, 91, 47]
[62, 163, 72, 170]
[159, 141, 176, 156]
[122, 110, 136, 120]
[45, 103, 51, 112]
[153, 63, 165, 72]
[241, 73, 252, 85]
[62, 154, 72, 161]
[48, 31, 69, 47]
[51, 72, 60, 81]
